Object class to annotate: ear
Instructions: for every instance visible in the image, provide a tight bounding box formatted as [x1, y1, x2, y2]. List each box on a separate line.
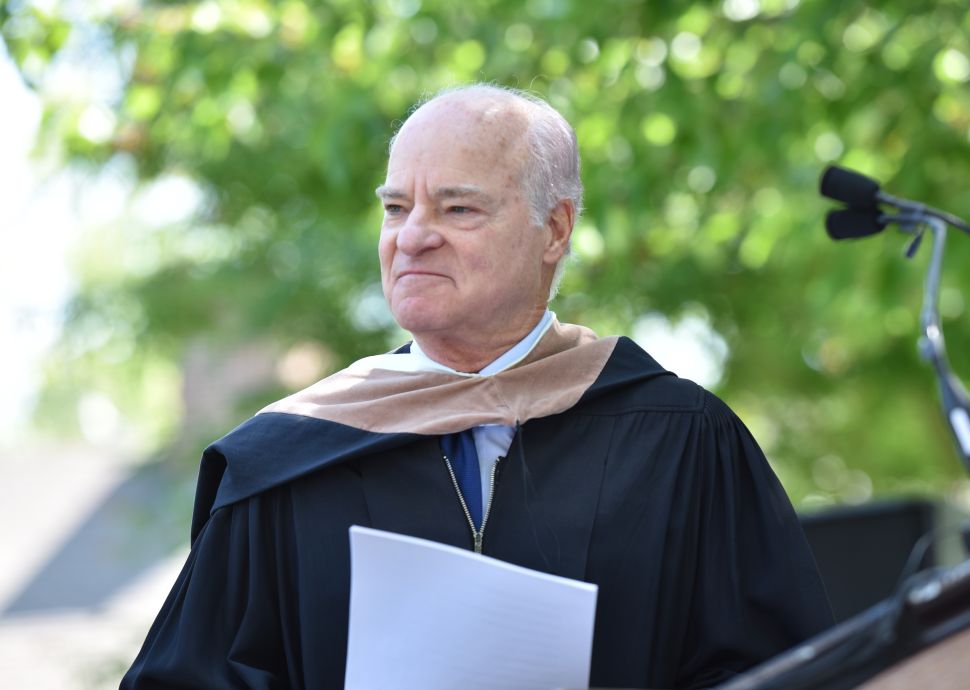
[542, 198, 575, 266]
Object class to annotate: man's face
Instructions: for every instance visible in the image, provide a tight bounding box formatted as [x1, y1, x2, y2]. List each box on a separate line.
[378, 98, 555, 348]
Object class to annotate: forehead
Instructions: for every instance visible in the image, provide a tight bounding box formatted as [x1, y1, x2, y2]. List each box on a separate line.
[385, 97, 530, 187]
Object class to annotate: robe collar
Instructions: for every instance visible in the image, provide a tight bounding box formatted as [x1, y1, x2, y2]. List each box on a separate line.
[194, 320, 673, 539]
[259, 316, 618, 435]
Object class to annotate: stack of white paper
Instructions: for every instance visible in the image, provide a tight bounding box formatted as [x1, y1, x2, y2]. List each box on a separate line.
[345, 525, 599, 690]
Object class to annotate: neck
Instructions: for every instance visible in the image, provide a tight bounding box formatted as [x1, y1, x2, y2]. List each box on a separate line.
[412, 308, 546, 373]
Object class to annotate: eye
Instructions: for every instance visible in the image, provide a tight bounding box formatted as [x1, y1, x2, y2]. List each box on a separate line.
[384, 203, 405, 214]
[447, 205, 473, 214]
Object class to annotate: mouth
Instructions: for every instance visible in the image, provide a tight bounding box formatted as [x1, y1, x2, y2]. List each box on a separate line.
[397, 270, 448, 280]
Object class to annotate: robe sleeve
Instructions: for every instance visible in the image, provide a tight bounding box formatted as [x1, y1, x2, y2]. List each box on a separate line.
[121, 487, 297, 690]
[675, 391, 834, 689]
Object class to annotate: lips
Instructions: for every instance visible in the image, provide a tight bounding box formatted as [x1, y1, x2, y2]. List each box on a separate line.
[397, 270, 448, 280]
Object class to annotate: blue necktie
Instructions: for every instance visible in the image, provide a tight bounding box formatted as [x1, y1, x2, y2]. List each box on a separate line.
[441, 429, 483, 529]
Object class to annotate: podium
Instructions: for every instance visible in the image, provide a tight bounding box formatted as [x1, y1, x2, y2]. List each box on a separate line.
[857, 624, 970, 689]
[713, 556, 970, 689]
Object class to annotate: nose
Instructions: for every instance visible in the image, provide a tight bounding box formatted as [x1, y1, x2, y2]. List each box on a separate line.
[396, 203, 444, 256]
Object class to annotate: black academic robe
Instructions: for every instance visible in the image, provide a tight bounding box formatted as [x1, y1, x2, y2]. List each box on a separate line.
[121, 325, 833, 690]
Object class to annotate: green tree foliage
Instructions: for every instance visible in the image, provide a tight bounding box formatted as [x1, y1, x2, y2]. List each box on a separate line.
[4, 0, 970, 504]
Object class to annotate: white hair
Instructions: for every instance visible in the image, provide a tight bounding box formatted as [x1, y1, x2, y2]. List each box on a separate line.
[389, 84, 584, 299]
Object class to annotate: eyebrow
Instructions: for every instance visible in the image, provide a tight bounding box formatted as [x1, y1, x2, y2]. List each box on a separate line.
[374, 184, 496, 206]
[375, 185, 407, 200]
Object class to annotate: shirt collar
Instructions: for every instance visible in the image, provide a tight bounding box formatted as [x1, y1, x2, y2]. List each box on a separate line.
[409, 310, 555, 377]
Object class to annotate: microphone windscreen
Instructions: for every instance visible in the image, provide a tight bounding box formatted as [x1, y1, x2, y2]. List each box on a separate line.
[826, 209, 886, 240]
[820, 166, 881, 208]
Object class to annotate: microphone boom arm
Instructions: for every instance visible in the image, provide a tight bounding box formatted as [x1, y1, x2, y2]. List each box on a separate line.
[912, 215, 970, 471]
[879, 191, 970, 235]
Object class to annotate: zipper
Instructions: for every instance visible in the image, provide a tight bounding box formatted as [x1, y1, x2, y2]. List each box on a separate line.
[442, 454, 501, 554]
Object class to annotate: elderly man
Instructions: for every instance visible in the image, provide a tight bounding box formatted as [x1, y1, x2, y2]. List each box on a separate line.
[123, 85, 832, 689]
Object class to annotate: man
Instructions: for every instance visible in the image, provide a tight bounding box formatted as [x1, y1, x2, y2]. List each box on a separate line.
[123, 84, 833, 689]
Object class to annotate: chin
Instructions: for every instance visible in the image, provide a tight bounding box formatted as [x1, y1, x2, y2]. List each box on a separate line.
[390, 302, 452, 336]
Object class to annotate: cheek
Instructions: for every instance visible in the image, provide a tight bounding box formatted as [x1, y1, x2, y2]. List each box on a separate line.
[464, 250, 491, 273]
[458, 246, 499, 289]
[378, 232, 394, 267]
[377, 234, 396, 291]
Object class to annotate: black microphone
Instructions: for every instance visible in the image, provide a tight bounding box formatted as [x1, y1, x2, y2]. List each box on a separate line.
[825, 208, 887, 240]
[822, 166, 970, 234]
[820, 165, 881, 208]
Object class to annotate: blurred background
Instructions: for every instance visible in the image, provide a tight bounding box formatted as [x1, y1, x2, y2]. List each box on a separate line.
[2, 0, 970, 687]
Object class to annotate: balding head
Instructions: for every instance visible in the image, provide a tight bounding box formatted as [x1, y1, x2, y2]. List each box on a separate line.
[396, 87, 533, 150]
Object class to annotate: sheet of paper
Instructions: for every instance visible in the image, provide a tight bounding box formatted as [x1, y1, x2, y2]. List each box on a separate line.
[345, 525, 598, 690]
